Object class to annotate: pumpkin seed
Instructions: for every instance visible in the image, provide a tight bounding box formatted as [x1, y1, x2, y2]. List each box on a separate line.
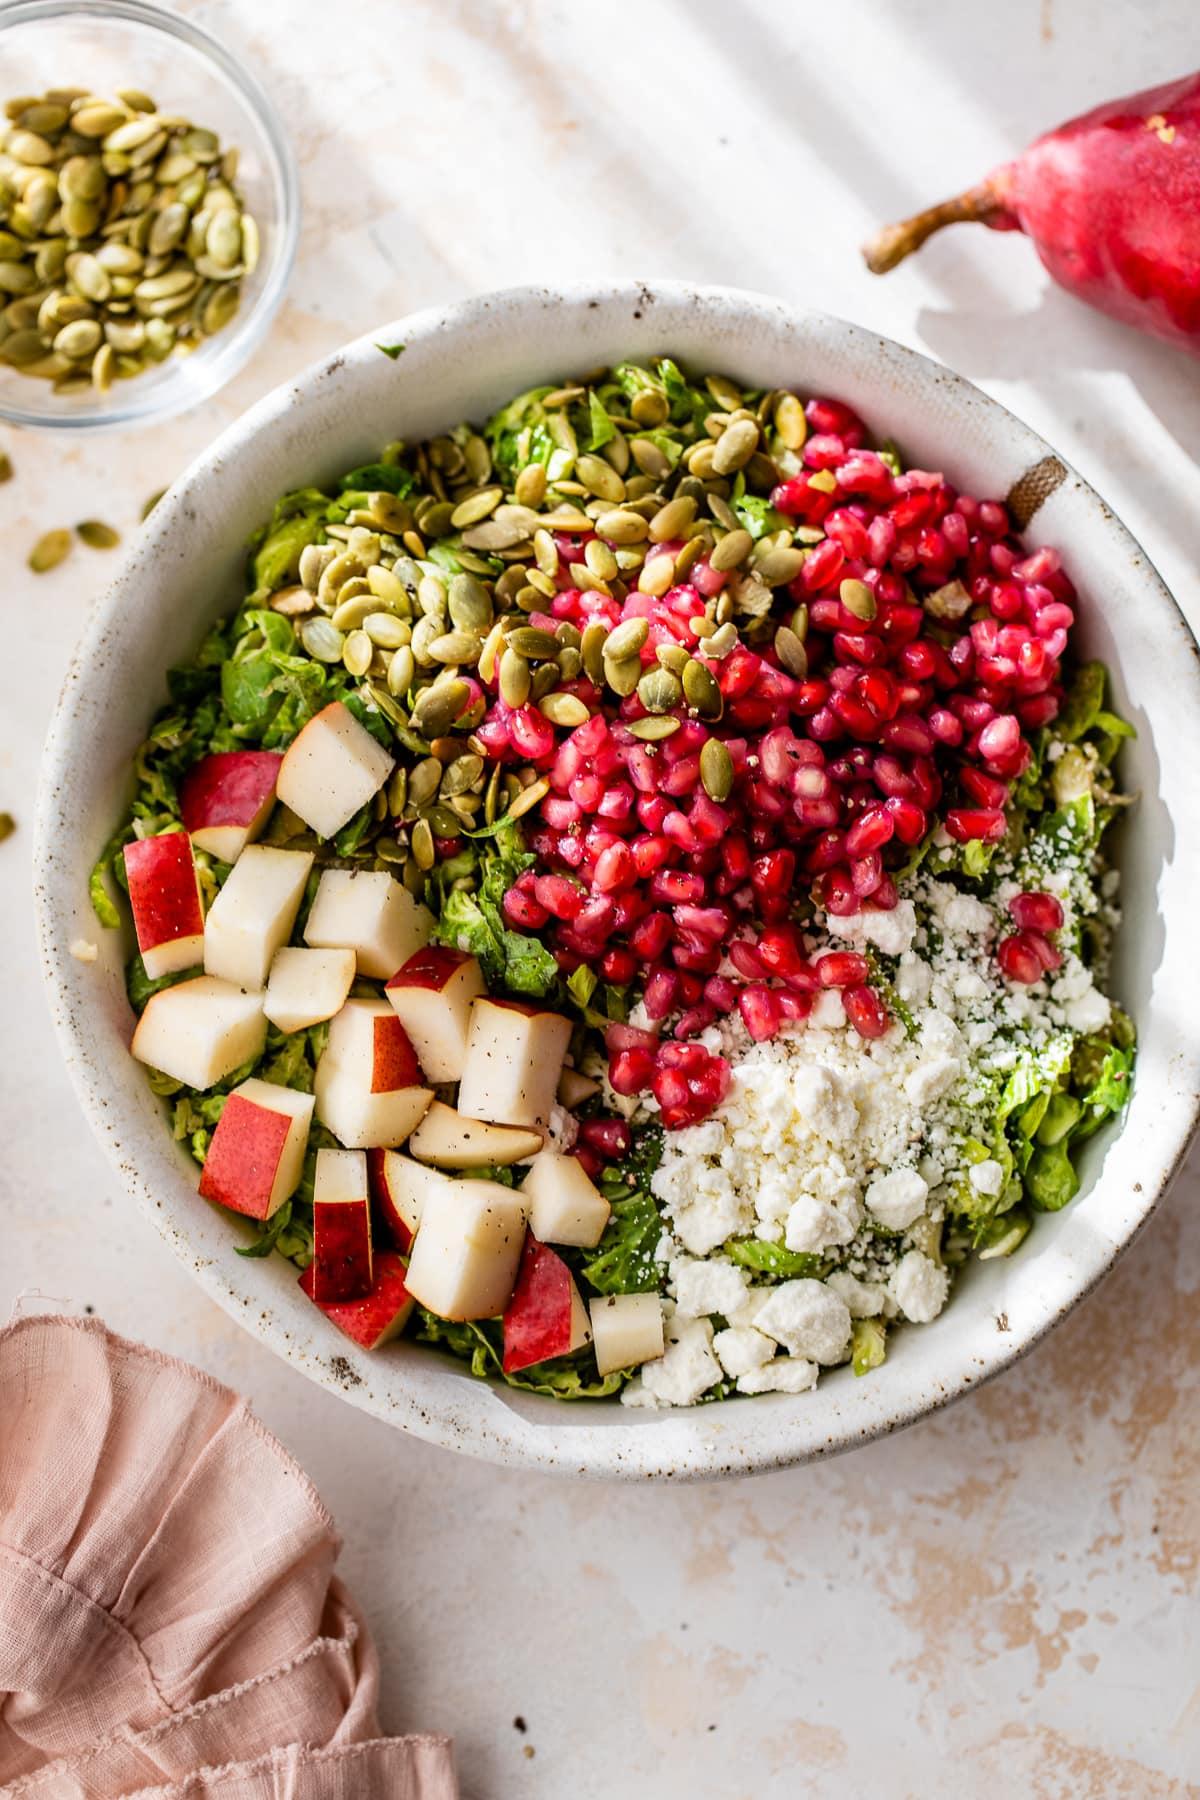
[410, 616, 442, 667]
[594, 507, 648, 544]
[506, 625, 560, 660]
[683, 658, 723, 718]
[271, 585, 313, 617]
[301, 617, 345, 661]
[448, 572, 493, 633]
[648, 495, 696, 542]
[450, 486, 502, 529]
[774, 392, 808, 450]
[508, 776, 550, 820]
[754, 545, 805, 586]
[388, 644, 415, 696]
[499, 647, 532, 707]
[840, 577, 877, 621]
[629, 436, 672, 480]
[790, 601, 810, 640]
[410, 817, 436, 870]
[361, 611, 408, 649]
[580, 620, 608, 686]
[0, 260, 36, 294]
[140, 487, 165, 520]
[72, 102, 128, 138]
[628, 714, 681, 742]
[699, 737, 734, 801]
[774, 626, 809, 678]
[655, 643, 690, 675]
[514, 462, 547, 507]
[630, 388, 668, 427]
[709, 527, 753, 572]
[638, 668, 682, 714]
[539, 691, 591, 728]
[28, 528, 72, 571]
[576, 452, 625, 503]
[442, 753, 484, 797]
[54, 318, 101, 359]
[637, 551, 675, 597]
[711, 417, 760, 475]
[428, 628, 480, 665]
[339, 629, 371, 677]
[76, 518, 119, 549]
[604, 654, 642, 697]
[0, 453, 11, 483]
[604, 617, 649, 661]
[412, 680, 468, 738]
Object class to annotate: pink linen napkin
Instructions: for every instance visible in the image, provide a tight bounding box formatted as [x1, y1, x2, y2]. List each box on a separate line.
[0, 1314, 457, 1798]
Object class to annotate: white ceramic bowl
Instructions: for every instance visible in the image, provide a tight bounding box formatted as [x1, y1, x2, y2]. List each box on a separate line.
[34, 282, 1200, 1479]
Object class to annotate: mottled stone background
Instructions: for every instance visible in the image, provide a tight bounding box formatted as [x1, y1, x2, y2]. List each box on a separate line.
[2, 2, 1198, 1794]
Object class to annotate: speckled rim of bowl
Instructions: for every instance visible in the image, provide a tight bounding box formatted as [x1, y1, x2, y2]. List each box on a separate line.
[32, 281, 1200, 1480]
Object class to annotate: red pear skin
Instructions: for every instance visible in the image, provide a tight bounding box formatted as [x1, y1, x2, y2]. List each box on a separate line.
[502, 1234, 577, 1374]
[179, 751, 282, 834]
[123, 832, 204, 953]
[300, 1251, 414, 1349]
[198, 1095, 290, 1220]
[864, 72, 1200, 355]
[371, 1015, 424, 1092]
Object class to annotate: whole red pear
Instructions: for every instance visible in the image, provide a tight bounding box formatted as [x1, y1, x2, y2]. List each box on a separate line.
[863, 72, 1200, 355]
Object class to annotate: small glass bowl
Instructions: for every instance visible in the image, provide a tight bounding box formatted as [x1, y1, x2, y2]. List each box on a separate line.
[0, 0, 299, 429]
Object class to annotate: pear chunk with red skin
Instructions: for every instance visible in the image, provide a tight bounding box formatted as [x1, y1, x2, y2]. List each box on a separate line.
[521, 1149, 611, 1248]
[366, 1149, 449, 1251]
[276, 700, 394, 841]
[198, 1078, 313, 1220]
[263, 946, 355, 1034]
[314, 998, 433, 1149]
[384, 946, 484, 1083]
[456, 999, 572, 1130]
[405, 1177, 527, 1321]
[179, 751, 282, 864]
[590, 1293, 666, 1376]
[300, 1250, 414, 1350]
[310, 1147, 374, 1301]
[502, 1234, 592, 1373]
[305, 868, 434, 980]
[203, 845, 313, 992]
[408, 1100, 543, 1170]
[131, 976, 266, 1090]
[123, 832, 205, 980]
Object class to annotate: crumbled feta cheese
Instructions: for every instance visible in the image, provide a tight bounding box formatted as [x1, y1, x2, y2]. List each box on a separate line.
[1063, 984, 1111, 1033]
[753, 1280, 852, 1364]
[809, 989, 847, 1029]
[968, 1158, 1005, 1198]
[712, 1325, 775, 1378]
[671, 1257, 747, 1320]
[828, 899, 918, 957]
[635, 1317, 722, 1407]
[737, 1357, 819, 1395]
[888, 1251, 950, 1323]
[864, 1167, 929, 1230]
[68, 938, 98, 963]
[784, 1192, 859, 1254]
[825, 1270, 885, 1317]
[546, 1103, 578, 1151]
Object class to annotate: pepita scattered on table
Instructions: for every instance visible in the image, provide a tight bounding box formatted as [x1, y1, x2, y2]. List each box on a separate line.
[0, 87, 257, 392]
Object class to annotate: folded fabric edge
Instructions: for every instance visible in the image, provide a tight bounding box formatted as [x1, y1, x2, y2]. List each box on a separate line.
[121, 1735, 459, 1800]
[5, 1613, 367, 1795]
[0, 1313, 339, 1544]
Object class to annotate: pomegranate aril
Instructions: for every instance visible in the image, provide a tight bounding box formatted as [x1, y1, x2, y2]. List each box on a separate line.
[816, 951, 870, 987]
[945, 807, 1006, 843]
[502, 887, 548, 930]
[601, 945, 639, 984]
[578, 1117, 633, 1160]
[845, 805, 895, 857]
[1009, 890, 1064, 932]
[996, 931, 1044, 985]
[609, 1047, 656, 1095]
[844, 984, 889, 1039]
[739, 984, 783, 1042]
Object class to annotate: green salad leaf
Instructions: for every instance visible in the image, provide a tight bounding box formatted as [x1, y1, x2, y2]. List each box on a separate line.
[723, 1239, 824, 1279]
[414, 1314, 625, 1398]
[434, 823, 559, 998]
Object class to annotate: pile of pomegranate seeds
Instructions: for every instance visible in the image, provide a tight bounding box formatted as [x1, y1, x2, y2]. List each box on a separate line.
[477, 394, 1077, 1130]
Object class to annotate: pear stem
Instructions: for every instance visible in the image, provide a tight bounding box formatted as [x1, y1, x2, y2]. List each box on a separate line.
[862, 182, 1007, 274]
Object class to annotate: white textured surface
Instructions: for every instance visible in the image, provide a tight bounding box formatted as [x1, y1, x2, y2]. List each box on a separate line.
[4, 2, 1200, 1793]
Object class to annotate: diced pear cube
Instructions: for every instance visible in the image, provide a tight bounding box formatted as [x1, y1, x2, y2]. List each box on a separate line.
[304, 868, 433, 980]
[130, 976, 266, 1091]
[276, 701, 394, 840]
[522, 1149, 611, 1248]
[404, 1178, 528, 1321]
[456, 998, 572, 1129]
[263, 945, 356, 1033]
[590, 1293, 666, 1376]
[203, 845, 313, 991]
